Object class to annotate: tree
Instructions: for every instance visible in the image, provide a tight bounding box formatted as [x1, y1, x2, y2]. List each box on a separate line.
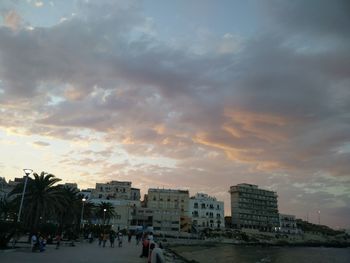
[0, 196, 16, 221]
[95, 202, 115, 225]
[58, 187, 94, 232]
[9, 172, 67, 231]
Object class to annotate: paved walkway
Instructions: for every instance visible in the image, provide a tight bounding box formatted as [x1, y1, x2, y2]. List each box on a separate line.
[0, 240, 147, 263]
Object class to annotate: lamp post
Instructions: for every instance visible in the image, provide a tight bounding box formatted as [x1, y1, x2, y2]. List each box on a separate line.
[103, 209, 107, 225]
[17, 169, 33, 222]
[80, 198, 86, 230]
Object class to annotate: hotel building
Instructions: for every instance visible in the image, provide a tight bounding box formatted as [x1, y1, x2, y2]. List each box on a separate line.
[229, 183, 279, 231]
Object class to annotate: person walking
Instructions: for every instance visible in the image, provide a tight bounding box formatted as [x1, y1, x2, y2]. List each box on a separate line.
[88, 232, 93, 243]
[102, 232, 109, 247]
[98, 233, 103, 246]
[140, 234, 149, 258]
[31, 233, 38, 252]
[128, 231, 132, 243]
[117, 231, 123, 247]
[109, 231, 115, 248]
[55, 233, 61, 249]
[136, 232, 142, 246]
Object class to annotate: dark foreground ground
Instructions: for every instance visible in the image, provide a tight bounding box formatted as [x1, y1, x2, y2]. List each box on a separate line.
[0, 240, 146, 263]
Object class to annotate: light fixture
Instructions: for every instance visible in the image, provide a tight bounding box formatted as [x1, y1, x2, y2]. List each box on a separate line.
[23, 169, 33, 176]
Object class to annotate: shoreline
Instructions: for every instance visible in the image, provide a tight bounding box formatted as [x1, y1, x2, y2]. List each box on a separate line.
[165, 242, 350, 263]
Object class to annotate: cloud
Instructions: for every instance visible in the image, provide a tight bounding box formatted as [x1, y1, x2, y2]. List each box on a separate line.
[32, 141, 50, 147]
[0, 0, 349, 227]
[266, 0, 350, 39]
[2, 10, 21, 30]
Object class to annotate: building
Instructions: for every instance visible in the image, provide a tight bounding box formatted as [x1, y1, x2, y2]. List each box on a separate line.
[279, 213, 298, 234]
[58, 182, 79, 190]
[147, 188, 190, 233]
[188, 193, 224, 230]
[0, 177, 13, 198]
[229, 183, 279, 231]
[130, 207, 154, 230]
[85, 181, 141, 230]
[91, 181, 141, 201]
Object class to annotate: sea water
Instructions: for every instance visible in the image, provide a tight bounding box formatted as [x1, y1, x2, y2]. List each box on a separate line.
[173, 245, 350, 263]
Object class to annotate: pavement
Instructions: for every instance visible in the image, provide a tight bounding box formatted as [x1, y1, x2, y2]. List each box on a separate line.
[0, 239, 147, 263]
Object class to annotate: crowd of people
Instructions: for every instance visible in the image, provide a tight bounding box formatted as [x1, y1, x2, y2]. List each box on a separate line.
[93, 230, 166, 263]
[29, 230, 166, 263]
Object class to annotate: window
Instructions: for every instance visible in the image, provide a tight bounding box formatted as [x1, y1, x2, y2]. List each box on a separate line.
[194, 203, 198, 208]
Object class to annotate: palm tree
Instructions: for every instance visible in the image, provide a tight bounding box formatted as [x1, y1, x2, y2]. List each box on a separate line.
[95, 202, 115, 225]
[0, 196, 16, 221]
[58, 187, 94, 231]
[9, 172, 67, 230]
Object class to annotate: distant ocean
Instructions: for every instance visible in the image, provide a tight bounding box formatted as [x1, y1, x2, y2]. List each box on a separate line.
[172, 245, 350, 263]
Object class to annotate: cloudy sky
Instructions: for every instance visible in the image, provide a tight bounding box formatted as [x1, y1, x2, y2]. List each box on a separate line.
[0, 0, 349, 228]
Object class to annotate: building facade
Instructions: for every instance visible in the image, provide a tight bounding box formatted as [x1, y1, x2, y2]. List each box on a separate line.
[91, 181, 140, 201]
[188, 193, 224, 230]
[229, 183, 279, 231]
[279, 213, 298, 234]
[147, 188, 190, 232]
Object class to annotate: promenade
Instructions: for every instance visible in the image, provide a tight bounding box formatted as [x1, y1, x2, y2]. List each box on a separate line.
[0, 240, 146, 263]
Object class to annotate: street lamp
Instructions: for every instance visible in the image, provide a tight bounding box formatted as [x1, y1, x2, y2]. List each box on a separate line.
[80, 198, 86, 229]
[17, 169, 33, 222]
[103, 209, 107, 225]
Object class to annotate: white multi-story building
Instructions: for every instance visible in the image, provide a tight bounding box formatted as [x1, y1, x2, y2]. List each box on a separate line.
[188, 193, 224, 230]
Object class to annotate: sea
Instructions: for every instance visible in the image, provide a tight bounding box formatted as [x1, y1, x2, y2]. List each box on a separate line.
[172, 245, 350, 263]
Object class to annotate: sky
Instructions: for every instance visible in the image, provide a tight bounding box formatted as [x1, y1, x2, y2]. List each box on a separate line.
[0, 0, 349, 229]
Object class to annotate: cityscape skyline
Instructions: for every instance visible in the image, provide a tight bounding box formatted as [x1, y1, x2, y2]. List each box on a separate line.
[0, 0, 349, 229]
[1, 175, 340, 229]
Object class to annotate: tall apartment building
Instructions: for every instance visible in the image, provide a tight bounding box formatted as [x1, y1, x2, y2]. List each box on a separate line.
[91, 181, 140, 201]
[188, 193, 224, 230]
[229, 183, 279, 231]
[147, 188, 190, 232]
